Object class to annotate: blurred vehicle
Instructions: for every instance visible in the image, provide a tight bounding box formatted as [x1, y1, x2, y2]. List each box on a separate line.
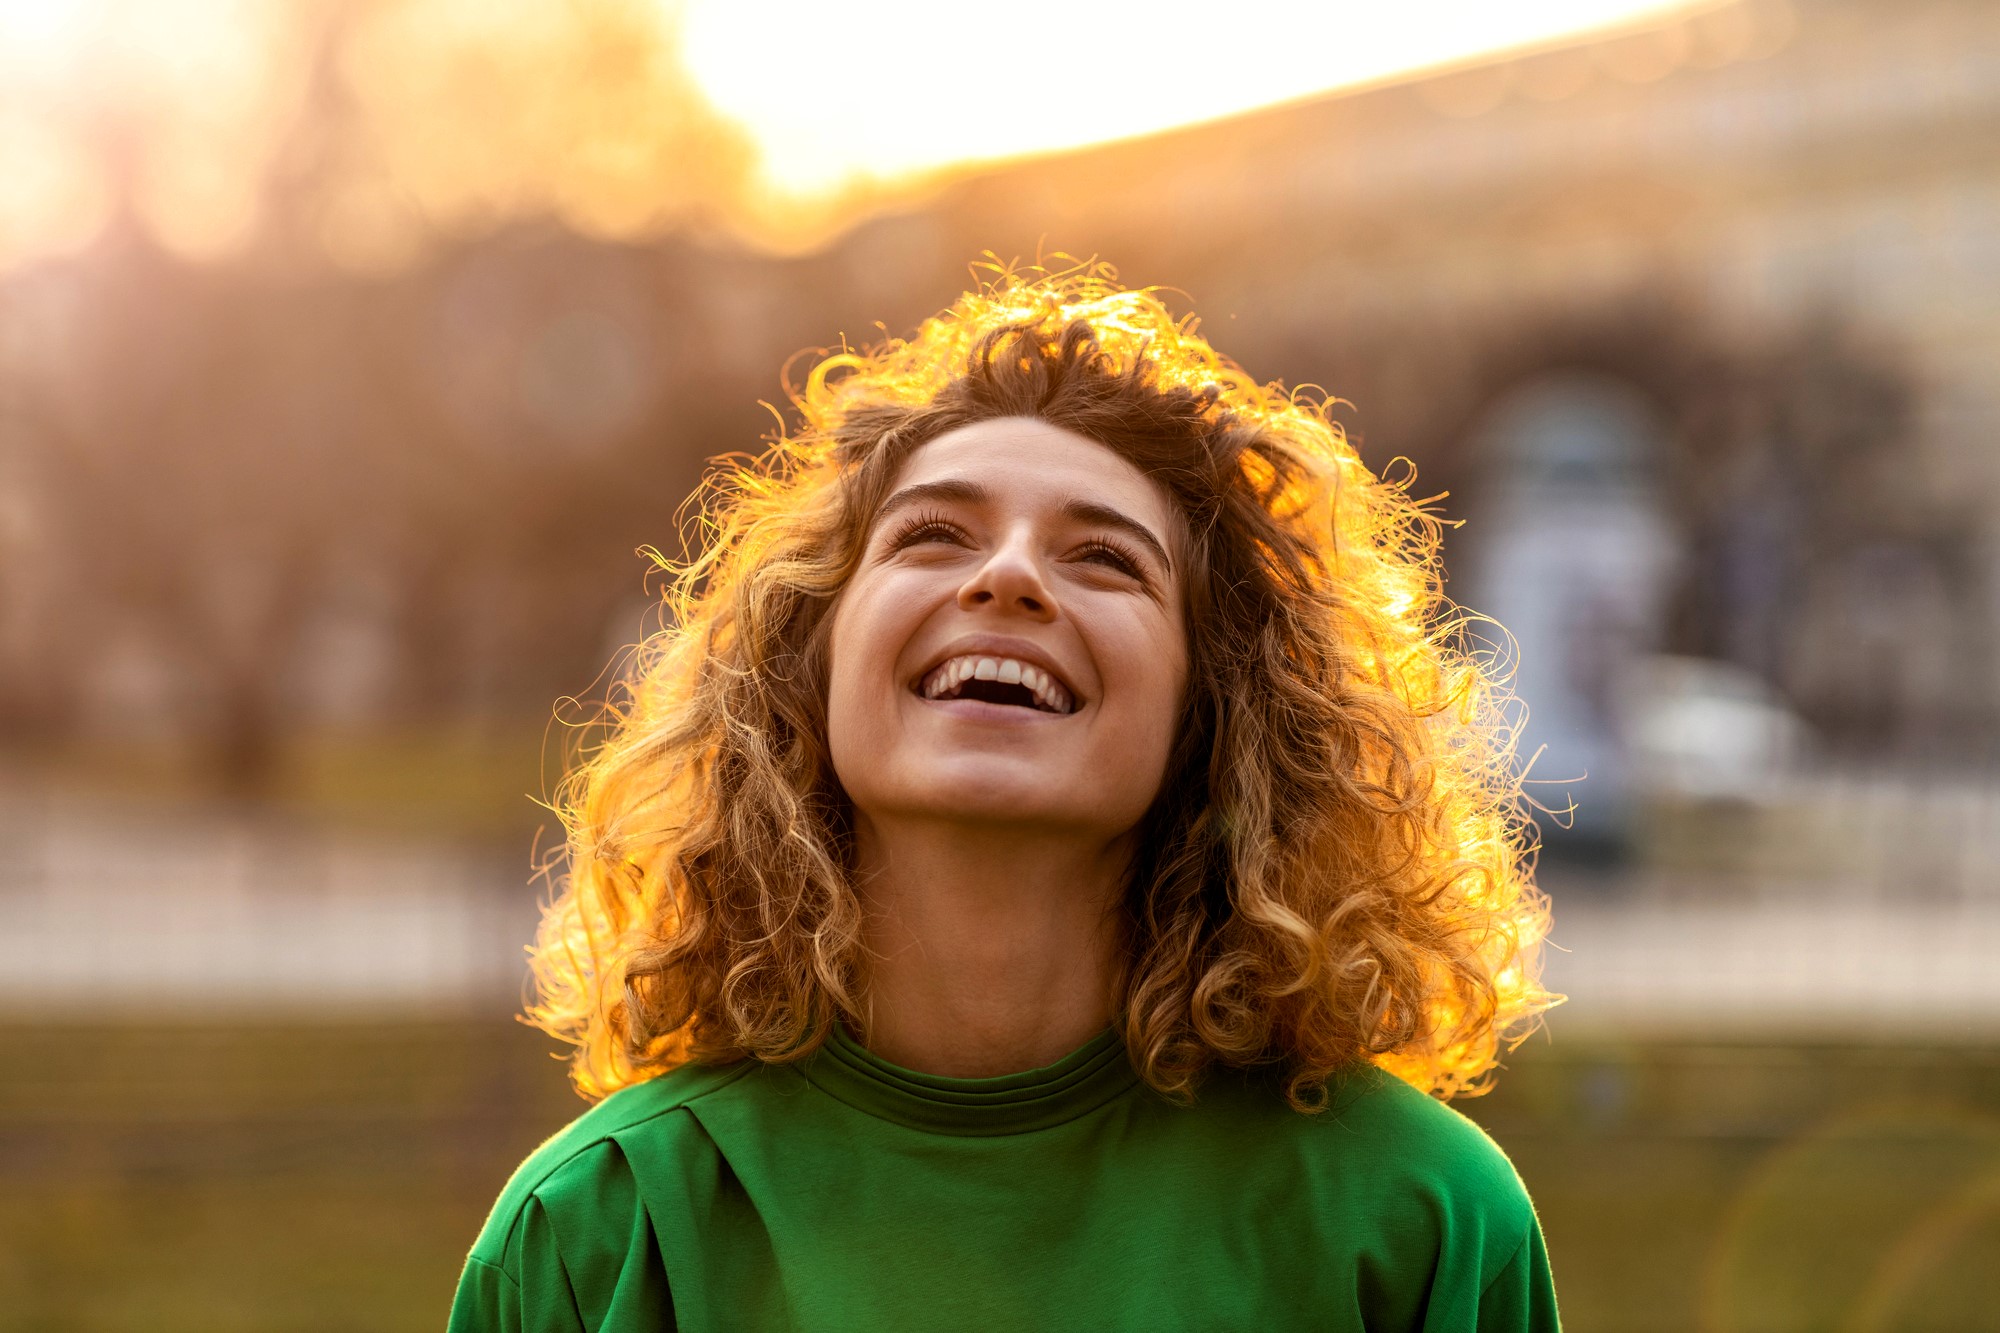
[1619, 653, 1811, 804]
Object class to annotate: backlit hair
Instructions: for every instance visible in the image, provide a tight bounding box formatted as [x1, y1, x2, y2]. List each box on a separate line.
[529, 263, 1556, 1108]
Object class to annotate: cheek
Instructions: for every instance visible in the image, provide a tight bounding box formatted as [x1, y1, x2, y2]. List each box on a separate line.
[1135, 611, 1191, 722]
[1098, 611, 1189, 761]
[1142, 658, 1190, 772]
[822, 597, 866, 743]
[824, 572, 918, 745]
[822, 613, 874, 802]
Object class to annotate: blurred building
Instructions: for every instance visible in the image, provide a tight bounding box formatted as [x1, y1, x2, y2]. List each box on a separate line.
[833, 0, 1997, 846]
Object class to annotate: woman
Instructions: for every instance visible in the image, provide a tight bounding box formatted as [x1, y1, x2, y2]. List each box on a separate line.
[450, 268, 1559, 1331]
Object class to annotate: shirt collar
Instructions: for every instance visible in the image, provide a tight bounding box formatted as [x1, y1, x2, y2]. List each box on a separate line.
[802, 1023, 1140, 1136]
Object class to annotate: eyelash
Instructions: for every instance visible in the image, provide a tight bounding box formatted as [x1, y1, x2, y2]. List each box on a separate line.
[885, 510, 968, 550]
[883, 510, 1147, 579]
[1073, 538, 1145, 577]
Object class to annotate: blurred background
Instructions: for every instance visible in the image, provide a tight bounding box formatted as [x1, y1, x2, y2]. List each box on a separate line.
[3, 0, 1998, 1327]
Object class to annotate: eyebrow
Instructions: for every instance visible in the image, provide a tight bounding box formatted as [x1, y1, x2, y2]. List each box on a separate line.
[874, 479, 1174, 574]
[1062, 499, 1174, 574]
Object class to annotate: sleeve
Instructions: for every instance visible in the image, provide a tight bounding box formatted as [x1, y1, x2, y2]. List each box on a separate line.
[449, 1137, 677, 1333]
[1473, 1223, 1561, 1333]
[446, 1195, 589, 1333]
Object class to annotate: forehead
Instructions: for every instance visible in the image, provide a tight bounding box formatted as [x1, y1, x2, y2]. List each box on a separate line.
[891, 416, 1178, 532]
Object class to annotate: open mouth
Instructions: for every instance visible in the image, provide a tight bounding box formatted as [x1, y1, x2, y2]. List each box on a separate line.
[917, 654, 1077, 714]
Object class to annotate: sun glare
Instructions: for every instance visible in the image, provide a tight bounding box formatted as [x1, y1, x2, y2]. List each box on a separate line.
[0, 0, 1716, 273]
[680, 0, 1709, 198]
[0, 0, 291, 265]
[0, 0, 87, 77]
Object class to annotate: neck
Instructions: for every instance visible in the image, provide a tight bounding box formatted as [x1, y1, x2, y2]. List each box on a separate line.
[850, 815, 1128, 1078]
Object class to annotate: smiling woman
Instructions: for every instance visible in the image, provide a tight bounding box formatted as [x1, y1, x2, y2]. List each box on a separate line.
[449, 266, 1561, 1331]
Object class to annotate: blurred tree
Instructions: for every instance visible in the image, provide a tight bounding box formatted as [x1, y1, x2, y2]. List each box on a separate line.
[331, 0, 756, 250]
[0, 0, 778, 797]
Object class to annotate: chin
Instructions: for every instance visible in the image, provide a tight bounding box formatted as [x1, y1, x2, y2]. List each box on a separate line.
[913, 769, 1075, 826]
[862, 750, 1089, 825]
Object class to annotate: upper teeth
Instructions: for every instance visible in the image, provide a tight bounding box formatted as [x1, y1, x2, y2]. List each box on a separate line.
[920, 655, 1074, 713]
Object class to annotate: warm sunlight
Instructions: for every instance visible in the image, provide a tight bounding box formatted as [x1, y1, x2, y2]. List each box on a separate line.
[0, 0, 1720, 273]
[0, 0, 291, 263]
[680, 0, 1711, 196]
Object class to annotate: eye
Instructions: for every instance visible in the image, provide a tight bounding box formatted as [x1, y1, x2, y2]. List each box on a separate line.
[884, 509, 969, 551]
[1074, 538, 1145, 578]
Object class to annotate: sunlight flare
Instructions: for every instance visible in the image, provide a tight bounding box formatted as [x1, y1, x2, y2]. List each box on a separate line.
[680, 0, 1707, 196]
[0, 0, 1713, 271]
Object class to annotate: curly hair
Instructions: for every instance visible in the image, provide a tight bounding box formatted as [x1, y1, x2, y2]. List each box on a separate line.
[528, 264, 1556, 1109]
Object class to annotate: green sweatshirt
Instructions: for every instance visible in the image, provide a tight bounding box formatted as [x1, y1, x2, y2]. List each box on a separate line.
[449, 1027, 1558, 1331]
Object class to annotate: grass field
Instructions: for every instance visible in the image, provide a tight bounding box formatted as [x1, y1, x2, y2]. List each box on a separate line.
[2, 1021, 1996, 1331]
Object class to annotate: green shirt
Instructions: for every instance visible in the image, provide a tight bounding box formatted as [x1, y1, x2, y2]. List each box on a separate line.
[450, 1029, 1558, 1331]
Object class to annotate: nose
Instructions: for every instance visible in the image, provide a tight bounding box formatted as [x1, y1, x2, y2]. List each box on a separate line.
[957, 529, 1058, 622]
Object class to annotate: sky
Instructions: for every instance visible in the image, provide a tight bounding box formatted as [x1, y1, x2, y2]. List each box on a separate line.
[680, 0, 1708, 196]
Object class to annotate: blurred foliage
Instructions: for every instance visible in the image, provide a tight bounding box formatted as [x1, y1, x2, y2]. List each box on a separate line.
[0, 0, 756, 273]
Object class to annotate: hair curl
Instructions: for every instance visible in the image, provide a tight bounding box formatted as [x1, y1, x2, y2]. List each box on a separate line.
[529, 263, 1556, 1109]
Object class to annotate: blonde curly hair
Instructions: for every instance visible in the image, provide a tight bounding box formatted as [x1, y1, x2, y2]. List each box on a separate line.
[529, 263, 1556, 1109]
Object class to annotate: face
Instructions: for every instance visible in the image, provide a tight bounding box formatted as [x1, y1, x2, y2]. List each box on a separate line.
[826, 416, 1189, 844]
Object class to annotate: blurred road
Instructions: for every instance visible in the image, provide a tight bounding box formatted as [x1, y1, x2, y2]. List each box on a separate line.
[1543, 896, 2000, 1037]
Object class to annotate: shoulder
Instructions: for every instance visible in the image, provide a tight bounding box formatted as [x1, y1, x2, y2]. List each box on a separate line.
[1302, 1070, 1556, 1325]
[1319, 1064, 1532, 1208]
[1196, 1062, 1535, 1232]
[1195, 1064, 1547, 1313]
[465, 1060, 754, 1270]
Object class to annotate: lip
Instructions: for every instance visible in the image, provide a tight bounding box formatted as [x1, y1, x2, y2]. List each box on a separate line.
[909, 634, 1085, 710]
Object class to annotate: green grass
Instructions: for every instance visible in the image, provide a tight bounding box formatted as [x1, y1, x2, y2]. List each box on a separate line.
[1471, 1039, 2000, 1332]
[0, 1021, 580, 1333]
[3, 1023, 1998, 1331]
